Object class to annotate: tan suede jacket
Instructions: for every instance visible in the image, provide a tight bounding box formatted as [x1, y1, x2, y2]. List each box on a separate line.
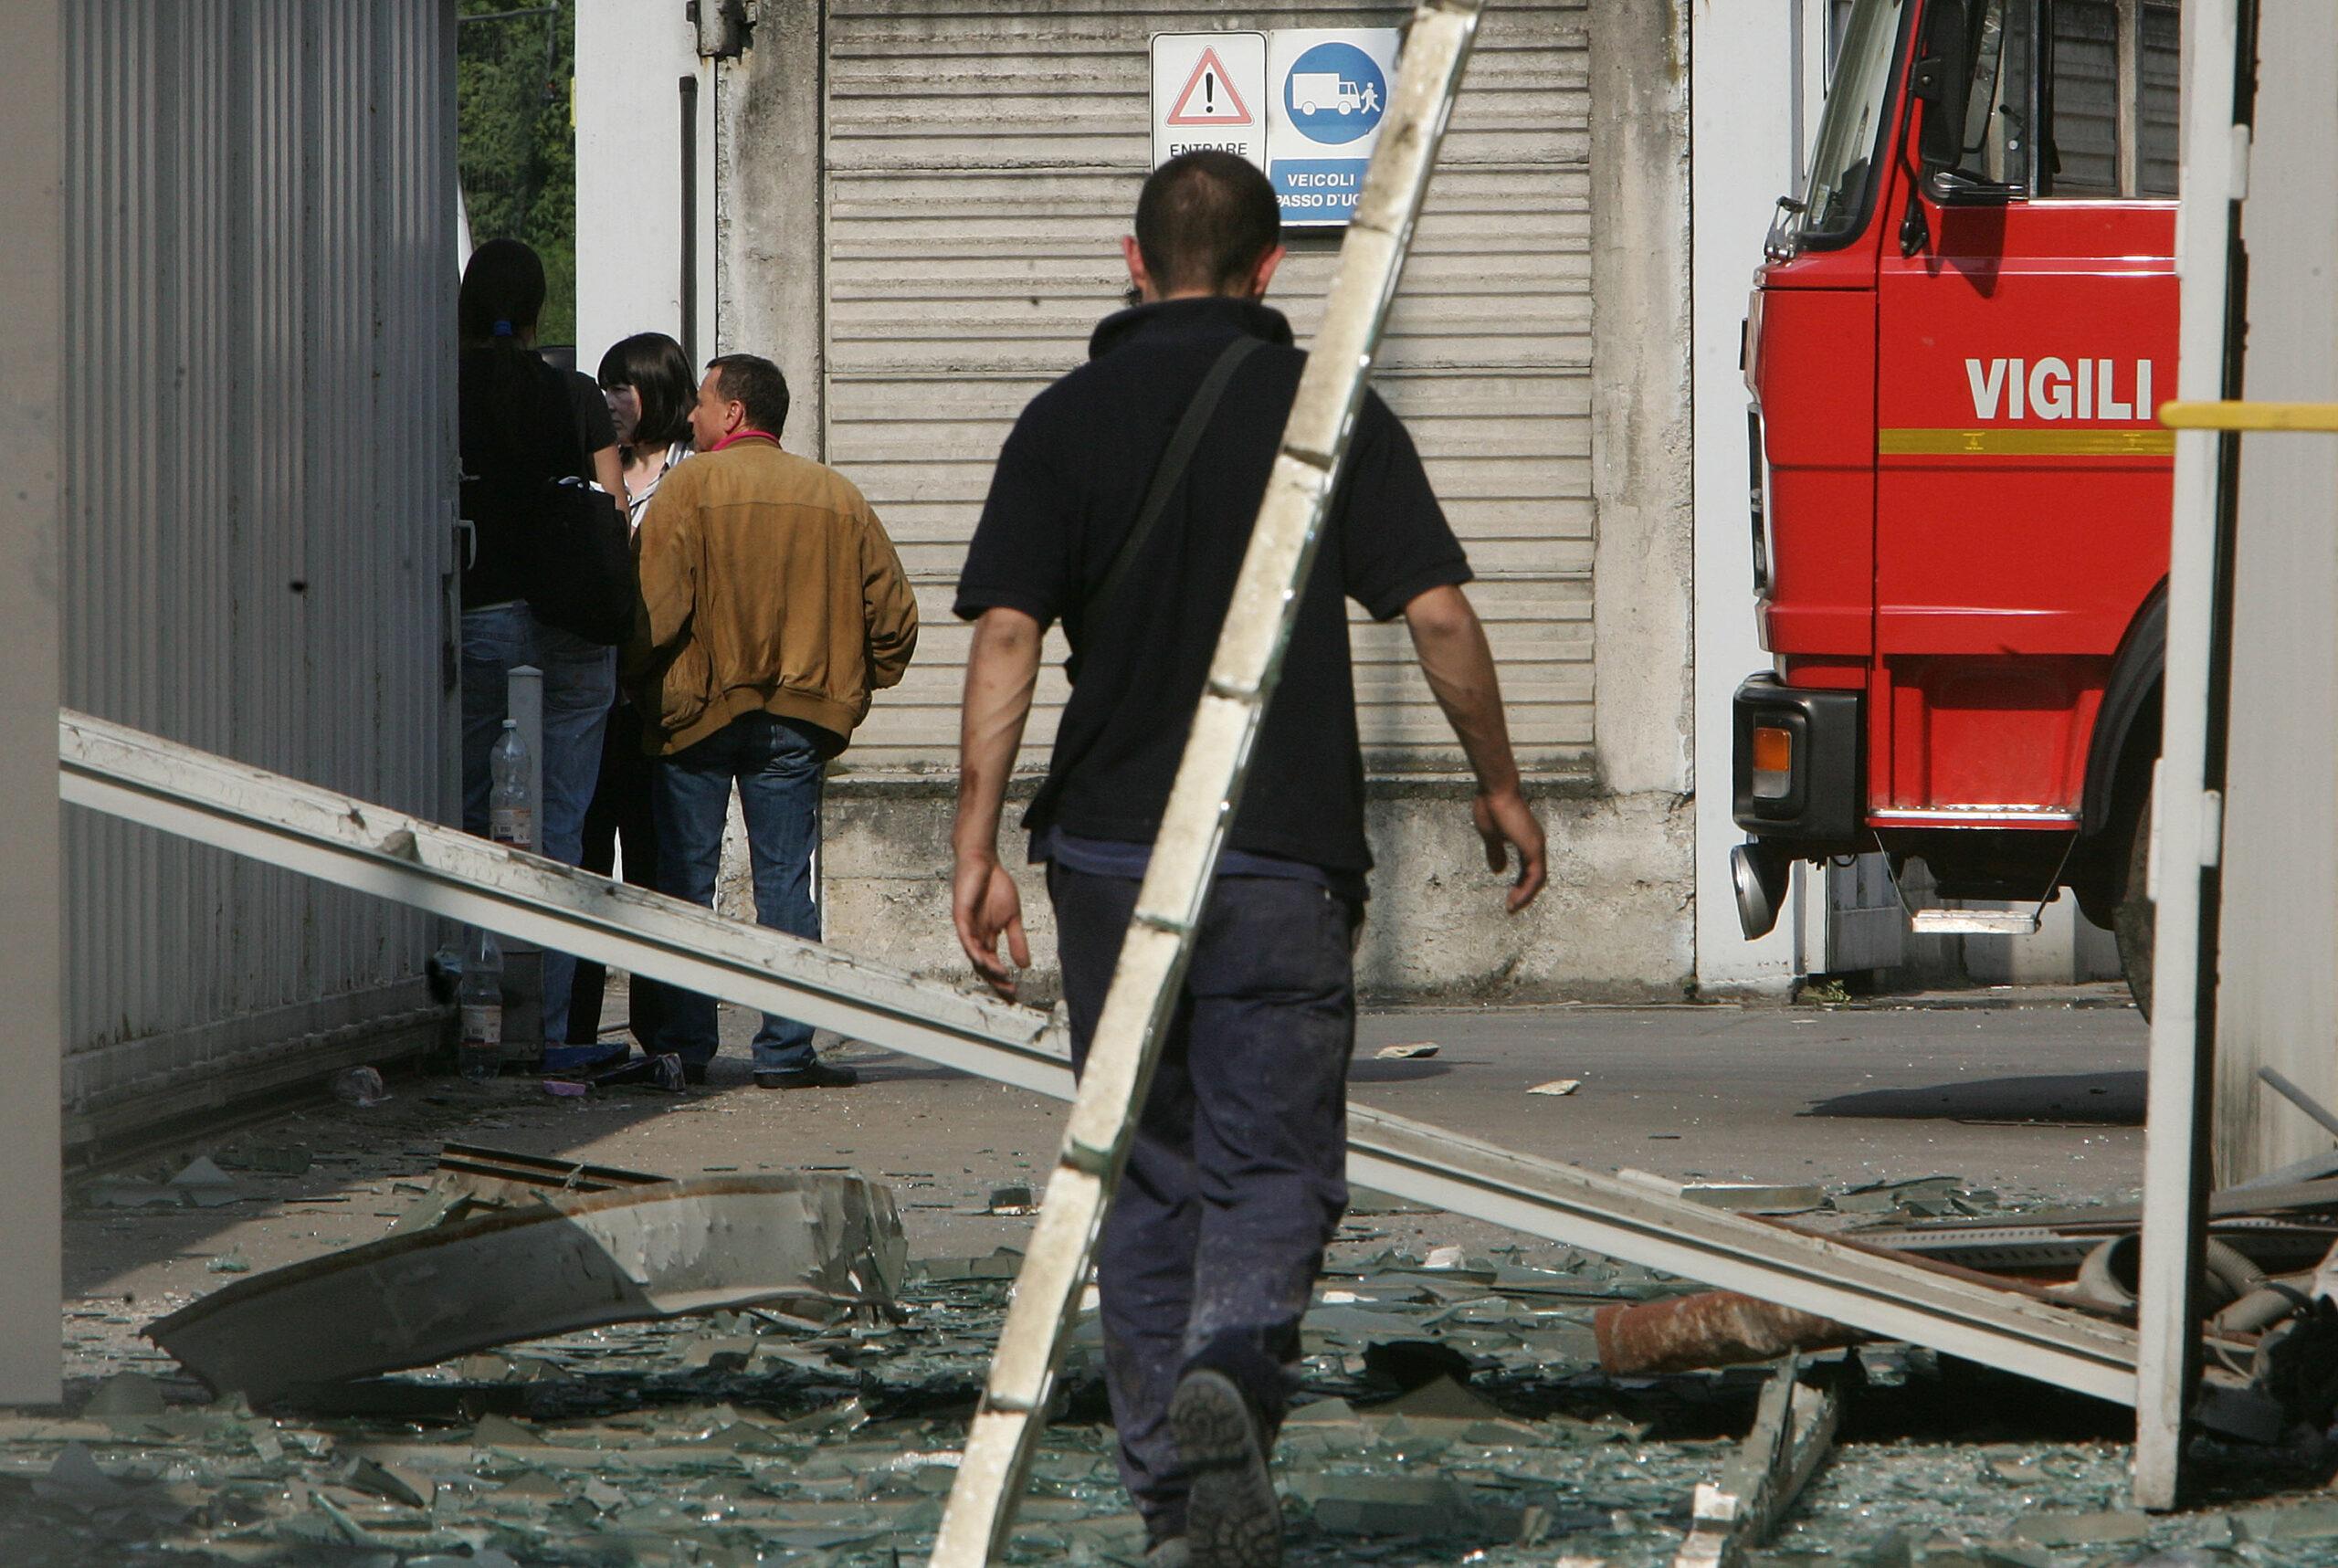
[628, 438, 918, 755]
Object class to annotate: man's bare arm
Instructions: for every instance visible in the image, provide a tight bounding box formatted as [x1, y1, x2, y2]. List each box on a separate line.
[952, 607, 1043, 994]
[1403, 584, 1548, 912]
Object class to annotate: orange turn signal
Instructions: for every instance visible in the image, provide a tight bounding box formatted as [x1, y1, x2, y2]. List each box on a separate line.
[1751, 725, 1793, 775]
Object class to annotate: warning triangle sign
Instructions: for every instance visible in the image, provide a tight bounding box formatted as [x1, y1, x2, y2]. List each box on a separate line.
[1165, 47, 1253, 126]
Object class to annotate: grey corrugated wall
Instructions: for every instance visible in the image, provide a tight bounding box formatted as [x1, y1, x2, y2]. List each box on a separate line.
[819, 1, 1595, 779]
[60, 2, 458, 1128]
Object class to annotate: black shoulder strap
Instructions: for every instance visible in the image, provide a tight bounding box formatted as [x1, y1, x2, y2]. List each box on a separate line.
[1026, 333, 1262, 835]
[1084, 333, 1263, 619]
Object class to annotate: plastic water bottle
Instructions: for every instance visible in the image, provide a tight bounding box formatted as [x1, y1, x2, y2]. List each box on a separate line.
[458, 928, 504, 1081]
[489, 720, 534, 852]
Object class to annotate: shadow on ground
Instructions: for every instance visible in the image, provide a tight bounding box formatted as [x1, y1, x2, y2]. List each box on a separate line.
[1805, 1069, 2145, 1125]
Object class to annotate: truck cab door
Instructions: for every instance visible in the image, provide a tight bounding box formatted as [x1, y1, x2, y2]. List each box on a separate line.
[1871, 0, 2179, 823]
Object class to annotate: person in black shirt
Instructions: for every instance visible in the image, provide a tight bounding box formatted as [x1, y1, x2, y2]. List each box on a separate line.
[457, 238, 627, 1050]
[952, 152, 1547, 1567]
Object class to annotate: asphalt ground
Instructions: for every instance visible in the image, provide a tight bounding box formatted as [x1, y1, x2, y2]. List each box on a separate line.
[57, 992, 2338, 1568]
[65, 990, 2148, 1310]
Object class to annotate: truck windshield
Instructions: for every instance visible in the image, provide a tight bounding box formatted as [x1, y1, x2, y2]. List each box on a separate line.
[1796, 0, 1910, 248]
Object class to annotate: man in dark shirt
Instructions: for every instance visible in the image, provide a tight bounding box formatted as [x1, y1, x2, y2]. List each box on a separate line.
[952, 152, 1547, 1567]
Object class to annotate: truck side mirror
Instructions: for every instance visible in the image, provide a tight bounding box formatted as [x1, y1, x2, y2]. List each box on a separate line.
[1911, 0, 1971, 174]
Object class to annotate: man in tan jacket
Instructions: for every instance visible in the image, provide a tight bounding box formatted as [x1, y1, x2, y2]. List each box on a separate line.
[630, 353, 918, 1088]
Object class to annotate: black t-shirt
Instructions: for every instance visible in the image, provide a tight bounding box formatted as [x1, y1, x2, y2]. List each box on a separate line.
[563, 369, 618, 467]
[458, 346, 602, 610]
[955, 297, 1469, 875]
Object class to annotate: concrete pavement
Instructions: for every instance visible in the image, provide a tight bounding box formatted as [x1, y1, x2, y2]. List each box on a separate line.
[65, 994, 2149, 1323]
[1350, 996, 2145, 1202]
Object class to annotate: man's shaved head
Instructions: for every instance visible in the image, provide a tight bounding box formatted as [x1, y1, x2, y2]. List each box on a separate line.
[1133, 151, 1283, 297]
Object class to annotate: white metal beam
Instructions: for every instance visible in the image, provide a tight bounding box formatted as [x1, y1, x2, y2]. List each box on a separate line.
[1346, 1110, 2136, 1405]
[59, 710, 1076, 1104]
[61, 708, 2142, 1410]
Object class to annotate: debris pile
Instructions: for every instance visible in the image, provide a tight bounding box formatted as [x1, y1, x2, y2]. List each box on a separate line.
[11, 1244, 2338, 1566]
[149, 1152, 906, 1405]
[26, 1146, 2338, 1564]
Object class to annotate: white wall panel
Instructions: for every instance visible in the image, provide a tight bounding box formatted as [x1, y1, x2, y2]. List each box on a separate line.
[2211, 0, 2338, 1185]
[576, 0, 718, 368]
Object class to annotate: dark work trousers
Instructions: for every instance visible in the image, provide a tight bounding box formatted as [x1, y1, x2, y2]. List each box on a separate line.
[1048, 862, 1359, 1542]
[565, 701, 667, 1052]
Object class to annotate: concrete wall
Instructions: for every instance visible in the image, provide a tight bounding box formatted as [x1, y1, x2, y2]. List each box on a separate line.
[1566, 0, 1697, 999]
[712, 0, 826, 452]
[816, 783, 1691, 1005]
[1590, 0, 1694, 804]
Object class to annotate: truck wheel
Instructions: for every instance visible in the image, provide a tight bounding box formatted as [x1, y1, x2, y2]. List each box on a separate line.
[2114, 781, 2154, 1017]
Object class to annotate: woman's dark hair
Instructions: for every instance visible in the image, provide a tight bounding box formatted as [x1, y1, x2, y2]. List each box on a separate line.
[459, 238, 546, 344]
[458, 239, 572, 479]
[598, 332, 696, 452]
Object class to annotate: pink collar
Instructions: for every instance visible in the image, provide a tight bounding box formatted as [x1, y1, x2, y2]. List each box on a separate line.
[709, 429, 780, 454]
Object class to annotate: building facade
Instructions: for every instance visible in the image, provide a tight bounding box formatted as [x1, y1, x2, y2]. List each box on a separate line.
[581, 0, 1695, 1000]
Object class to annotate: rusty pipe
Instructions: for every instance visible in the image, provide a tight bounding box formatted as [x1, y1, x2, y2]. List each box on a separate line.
[1594, 1290, 1861, 1375]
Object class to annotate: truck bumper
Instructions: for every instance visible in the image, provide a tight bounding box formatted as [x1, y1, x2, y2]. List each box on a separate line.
[1732, 675, 1862, 842]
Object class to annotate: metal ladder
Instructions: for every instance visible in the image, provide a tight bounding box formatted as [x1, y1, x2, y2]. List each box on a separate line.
[927, 7, 1485, 1560]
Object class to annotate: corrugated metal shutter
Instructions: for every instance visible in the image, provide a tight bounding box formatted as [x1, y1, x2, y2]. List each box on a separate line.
[2136, 1, 2180, 197]
[60, 2, 455, 1110]
[2045, 0, 2181, 198]
[2047, 1, 2120, 194]
[823, 2, 1591, 777]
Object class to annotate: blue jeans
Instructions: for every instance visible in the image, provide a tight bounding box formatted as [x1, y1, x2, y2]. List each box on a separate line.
[653, 711, 834, 1072]
[459, 603, 616, 1045]
[1049, 863, 1358, 1541]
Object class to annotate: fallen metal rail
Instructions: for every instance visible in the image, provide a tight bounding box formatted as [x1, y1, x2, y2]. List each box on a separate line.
[1344, 1109, 2135, 1405]
[60, 708, 2140, 1408]
[60, 709, 1075, 1104]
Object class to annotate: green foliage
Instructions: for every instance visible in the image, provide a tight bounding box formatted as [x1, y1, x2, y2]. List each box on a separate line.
[458, 1, 577, 346]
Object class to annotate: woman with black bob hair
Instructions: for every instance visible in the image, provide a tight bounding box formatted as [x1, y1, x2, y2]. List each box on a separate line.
[598, 331, 696, 524]
[457, 237, 624, 1055]
[562, 331, 698, 1062]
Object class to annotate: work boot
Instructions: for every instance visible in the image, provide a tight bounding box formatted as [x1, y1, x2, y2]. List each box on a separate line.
[753, 1058, 858, 1089]
[1143, 1538, 1191, 1568]
[1169, 1368, 1281, 1567]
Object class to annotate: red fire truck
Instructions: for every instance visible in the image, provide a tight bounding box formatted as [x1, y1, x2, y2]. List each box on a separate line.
[1729, 0, 2181, 1007]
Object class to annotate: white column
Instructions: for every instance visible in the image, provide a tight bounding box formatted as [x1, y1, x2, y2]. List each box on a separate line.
[0, 0, 64, 1405]
[2133, 0, 2247, 1510]
[574, 0, 718, 371]
[1690, 4, 1824, 992]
